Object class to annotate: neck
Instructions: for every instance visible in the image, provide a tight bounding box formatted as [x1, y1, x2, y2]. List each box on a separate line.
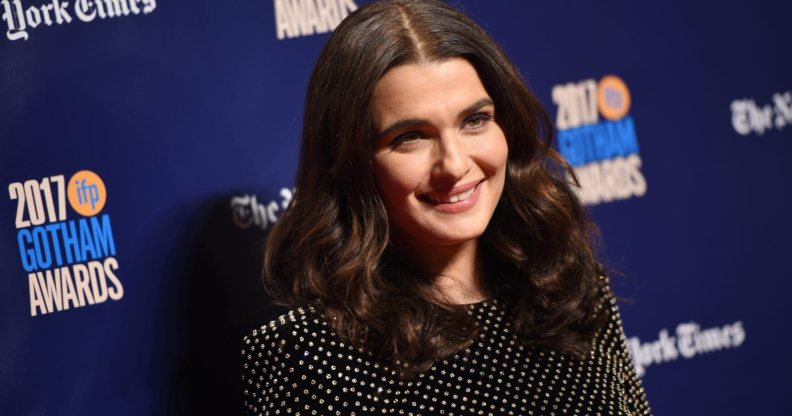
[400, 237, 489, 305]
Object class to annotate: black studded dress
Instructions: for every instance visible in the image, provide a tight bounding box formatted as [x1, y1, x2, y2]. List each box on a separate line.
[242, 280, 651, 415]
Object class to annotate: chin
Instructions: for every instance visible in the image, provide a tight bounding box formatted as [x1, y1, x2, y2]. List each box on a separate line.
[419, 227, 488, 247]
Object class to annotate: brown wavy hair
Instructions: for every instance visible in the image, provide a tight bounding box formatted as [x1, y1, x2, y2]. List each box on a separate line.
[263, 0, 606, 379]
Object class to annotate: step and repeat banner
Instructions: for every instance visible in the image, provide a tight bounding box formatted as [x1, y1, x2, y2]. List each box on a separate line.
[1, 1, 790, 414]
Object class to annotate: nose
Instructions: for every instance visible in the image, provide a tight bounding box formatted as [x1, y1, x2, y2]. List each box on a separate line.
[431, 132, 469, 180]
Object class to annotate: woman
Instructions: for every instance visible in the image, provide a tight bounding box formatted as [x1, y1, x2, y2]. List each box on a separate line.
[242, 0, 651, 414]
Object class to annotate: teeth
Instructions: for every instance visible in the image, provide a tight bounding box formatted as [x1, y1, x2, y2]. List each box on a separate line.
[429, 185, 476, 204]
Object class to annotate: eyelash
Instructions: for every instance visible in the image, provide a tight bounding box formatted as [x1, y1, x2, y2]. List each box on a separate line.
[391, 131, 423, 146]
[389, 112, 494, 147]
[464, 112, 493, 129]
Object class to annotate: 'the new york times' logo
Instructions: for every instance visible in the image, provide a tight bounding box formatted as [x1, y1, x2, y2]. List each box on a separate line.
[8, 170, 124, 316]
[628, 320, 746, 377]
[1, 0, 156, 41]
[731, 90, 792, 136]
[552, 75, 647, 206]
[231, 188, 293, 231]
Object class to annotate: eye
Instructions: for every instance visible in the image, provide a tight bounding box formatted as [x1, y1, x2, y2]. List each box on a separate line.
[390, 131, 423, 147]
[463, 112, 493, 129]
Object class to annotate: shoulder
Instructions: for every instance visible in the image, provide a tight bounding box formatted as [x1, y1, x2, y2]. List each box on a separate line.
[591, 275, 653, 414]
[241, 305, 329, 366]
[241, 306, 394, 415]
[244, 305, 326, 341]
[591, 275, 630, 351]
[589, 275, 643, 381]
[241, 306, 328, 414]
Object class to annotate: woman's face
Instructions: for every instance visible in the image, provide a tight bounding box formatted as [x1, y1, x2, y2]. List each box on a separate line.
[371, 58, 508, 249]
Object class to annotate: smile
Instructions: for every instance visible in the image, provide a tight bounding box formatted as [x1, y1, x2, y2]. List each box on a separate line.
[425, 185, 477, 204]
[418, 180, 483, 213]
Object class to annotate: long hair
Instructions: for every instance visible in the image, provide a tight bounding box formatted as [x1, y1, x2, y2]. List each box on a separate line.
[263, 0, 606, 379]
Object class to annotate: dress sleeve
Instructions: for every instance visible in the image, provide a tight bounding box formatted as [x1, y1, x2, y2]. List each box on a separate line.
[596, 275, 652, 415]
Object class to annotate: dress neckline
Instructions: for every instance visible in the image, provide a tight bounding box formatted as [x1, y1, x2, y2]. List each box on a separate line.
[464, 297, 496, 308]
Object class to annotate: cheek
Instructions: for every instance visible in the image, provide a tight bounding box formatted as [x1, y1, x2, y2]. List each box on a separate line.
[482, 131, 509, 174]
[373, 158, 418, 204]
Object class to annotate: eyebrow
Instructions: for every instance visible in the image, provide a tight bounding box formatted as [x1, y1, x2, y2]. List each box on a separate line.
[376, 97, 494, 140]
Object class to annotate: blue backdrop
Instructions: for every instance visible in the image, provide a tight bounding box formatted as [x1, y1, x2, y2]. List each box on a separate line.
[2, 0, 790, 414]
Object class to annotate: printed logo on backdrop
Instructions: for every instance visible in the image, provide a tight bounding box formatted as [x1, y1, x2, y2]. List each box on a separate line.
[628, 320, 745, 377]
[231, 187, 293, 231]
[274, 0, 357, 40]
[552, 75, 647, 206]
[731, 90, 792, 136]
[8, 170, 124, 317]
[1, 0, 157, 42]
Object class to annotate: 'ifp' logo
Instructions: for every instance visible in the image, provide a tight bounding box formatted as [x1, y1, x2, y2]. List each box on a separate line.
[597, 75, 631, 121]
[552, 75, 647, 205]
[67, 170, 107, 216]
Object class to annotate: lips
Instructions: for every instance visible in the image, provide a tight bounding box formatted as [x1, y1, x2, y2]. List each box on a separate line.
[431, 185, 476, 203]
[418, 180, 483, 206]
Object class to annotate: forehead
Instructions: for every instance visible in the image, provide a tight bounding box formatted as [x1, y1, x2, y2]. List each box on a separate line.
[371, 58, 490, 129]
